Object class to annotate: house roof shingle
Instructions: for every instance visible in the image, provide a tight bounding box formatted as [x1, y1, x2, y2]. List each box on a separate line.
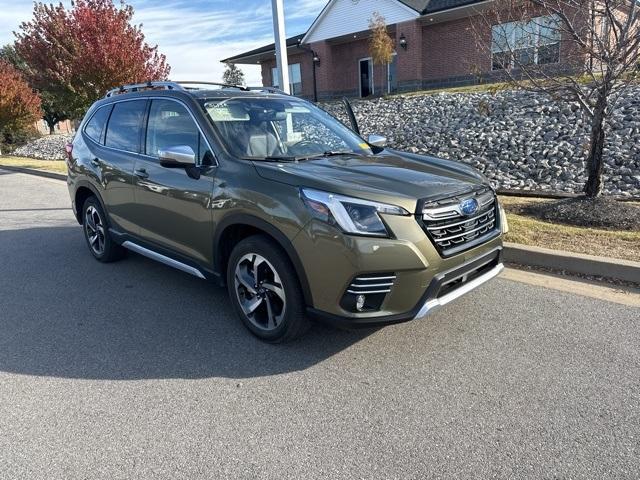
[397, 0, 430, 12]
[399, 0, 483, 14]
[221, 33, 306, 64]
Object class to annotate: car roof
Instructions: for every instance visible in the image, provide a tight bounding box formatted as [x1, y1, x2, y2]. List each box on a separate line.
[87, 82, 301, 118]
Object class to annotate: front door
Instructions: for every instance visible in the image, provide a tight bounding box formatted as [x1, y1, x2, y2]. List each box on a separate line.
[99, 99, 149, 234]
[359, 58, 373, 98]
[132, 98, 217, 266]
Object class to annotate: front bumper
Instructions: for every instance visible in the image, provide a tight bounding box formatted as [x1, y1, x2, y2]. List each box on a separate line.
[306, 244, 504, 328]
[413, 249, 503, 320]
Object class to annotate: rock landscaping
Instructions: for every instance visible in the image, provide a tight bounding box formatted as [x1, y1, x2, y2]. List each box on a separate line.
[320, 88, 640, 197]
[12, 134, 72, 161]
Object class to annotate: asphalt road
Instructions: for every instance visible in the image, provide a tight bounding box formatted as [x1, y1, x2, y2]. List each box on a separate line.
[0, 169, 638, 479]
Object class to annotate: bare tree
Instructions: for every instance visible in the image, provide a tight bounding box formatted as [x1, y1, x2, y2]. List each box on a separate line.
[472, 0, 640, 197]
[369, 12, 395, 95]
[222, 62, 245, 86]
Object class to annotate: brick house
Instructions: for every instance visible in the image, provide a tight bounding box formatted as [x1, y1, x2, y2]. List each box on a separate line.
[222, 0, 586, 100]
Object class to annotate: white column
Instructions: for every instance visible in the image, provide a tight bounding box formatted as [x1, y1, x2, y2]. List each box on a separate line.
[271, 0, 290, 94]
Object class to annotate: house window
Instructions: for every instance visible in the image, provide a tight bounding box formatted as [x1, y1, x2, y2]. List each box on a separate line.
[491, 15, 561, 71]
[271, 63, 302, 95]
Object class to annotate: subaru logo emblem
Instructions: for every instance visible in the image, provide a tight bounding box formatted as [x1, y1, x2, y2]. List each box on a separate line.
[460, 198, 479, 216]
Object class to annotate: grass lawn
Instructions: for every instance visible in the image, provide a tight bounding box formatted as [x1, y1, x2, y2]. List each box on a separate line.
[500, 196, 640, 263]
[0, 156, 67, 174]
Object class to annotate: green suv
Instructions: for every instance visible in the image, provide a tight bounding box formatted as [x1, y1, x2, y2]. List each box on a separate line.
[67, 81, 506, 342]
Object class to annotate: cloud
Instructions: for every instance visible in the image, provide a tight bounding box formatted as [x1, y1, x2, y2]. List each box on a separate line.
[0, 3, 37, 45]
[1, 0, 323, 86]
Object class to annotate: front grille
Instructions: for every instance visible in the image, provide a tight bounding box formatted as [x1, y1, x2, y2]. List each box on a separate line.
[418, 187, 500, 257]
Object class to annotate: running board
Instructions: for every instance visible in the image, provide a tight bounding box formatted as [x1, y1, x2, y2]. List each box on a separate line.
[122, 241, 206, 279]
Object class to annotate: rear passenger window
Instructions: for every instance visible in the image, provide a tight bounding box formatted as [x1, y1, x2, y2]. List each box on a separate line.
[84, 105, 112, 144]
[105, 100, 147, 152]
[146, 99, 213, 164]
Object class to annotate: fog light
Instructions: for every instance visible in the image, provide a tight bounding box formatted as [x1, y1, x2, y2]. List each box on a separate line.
[356, 294, 366, 312]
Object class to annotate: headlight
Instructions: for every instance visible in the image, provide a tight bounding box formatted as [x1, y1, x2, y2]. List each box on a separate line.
[301, 188, 410, 237]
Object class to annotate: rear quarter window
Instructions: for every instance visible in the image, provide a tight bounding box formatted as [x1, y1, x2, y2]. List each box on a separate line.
[83, 105, 112, 144]
[105, 100, 147, 152]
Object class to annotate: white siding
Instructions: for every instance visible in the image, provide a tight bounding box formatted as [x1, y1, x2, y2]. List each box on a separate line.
[303, 0, 419, 44]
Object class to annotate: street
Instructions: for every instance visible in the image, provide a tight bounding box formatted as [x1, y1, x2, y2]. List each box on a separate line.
[0, 169, 638, 479]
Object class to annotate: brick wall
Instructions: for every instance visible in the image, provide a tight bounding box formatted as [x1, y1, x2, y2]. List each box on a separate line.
[257, 5, 591, 97]
[34, 119, 74, 135]
[310, 36, 395, 99]
[260, 51, 316, 99]
[422, 16, 489, 82]
[395, 19, 424, 91]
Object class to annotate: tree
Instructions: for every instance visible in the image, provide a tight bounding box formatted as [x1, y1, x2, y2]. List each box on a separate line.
[1, 44, 69, 134]
[472, 0, 640, 197]
[14, 0, 170, 119]
[0, 59, 41, 139]
[368, 12, 395, 95]
[222, 62, 245, 86]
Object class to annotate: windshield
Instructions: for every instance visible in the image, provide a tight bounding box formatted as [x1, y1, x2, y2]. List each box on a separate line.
[200, 97, 372, 160]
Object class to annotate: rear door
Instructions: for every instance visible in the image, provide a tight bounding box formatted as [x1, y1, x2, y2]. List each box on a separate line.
[98, 99, 149, 234]
[131, 98, 216, 266]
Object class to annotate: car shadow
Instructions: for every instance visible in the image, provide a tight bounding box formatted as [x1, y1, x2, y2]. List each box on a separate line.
[0, 226, 376, 381]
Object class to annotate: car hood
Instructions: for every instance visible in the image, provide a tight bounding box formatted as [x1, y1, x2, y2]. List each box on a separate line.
[253, 150, 490, 213]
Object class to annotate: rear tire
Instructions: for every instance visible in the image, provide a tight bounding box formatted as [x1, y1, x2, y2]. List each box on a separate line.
[226, 235, 310, 343]
[82, 196, 125, 263]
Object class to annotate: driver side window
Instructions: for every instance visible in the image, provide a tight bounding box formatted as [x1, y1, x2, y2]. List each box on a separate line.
[146, 99, 213, 164]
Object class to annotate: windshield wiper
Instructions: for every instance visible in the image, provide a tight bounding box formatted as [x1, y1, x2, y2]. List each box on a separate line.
[297, 151, 359, 161]
[244, 156, 298, 163]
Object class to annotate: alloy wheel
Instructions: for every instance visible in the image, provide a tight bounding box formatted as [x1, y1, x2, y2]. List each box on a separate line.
[85, 205, 106, 256]
[234, 253, 286, 331]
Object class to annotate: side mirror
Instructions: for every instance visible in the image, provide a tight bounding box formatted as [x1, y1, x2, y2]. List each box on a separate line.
[159, 145, 196, 168]
[367, 134, 387, 148]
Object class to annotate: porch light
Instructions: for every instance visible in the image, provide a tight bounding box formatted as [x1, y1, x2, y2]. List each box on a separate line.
[313, 53, 320, 65]
[399, 34, 408, 50]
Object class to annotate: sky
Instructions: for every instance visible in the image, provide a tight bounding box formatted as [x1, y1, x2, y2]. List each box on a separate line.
[0, 0, 325, 85]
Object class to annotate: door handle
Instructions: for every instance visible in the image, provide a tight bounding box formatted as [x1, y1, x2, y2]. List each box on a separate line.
[90, 158, 100, 167]
[134, 168, 149, 179]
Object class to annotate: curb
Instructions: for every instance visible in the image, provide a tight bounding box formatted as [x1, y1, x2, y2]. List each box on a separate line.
[503, 242, 640, 284]
[496, 188, 640, 202]
[0, 165, 66, 181]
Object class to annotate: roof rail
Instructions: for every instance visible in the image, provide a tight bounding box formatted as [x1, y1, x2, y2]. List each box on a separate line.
[176, 81, 249, 91]
[246, 86, 289, 95]
[105, 81, 185, 97]
[104, 81, 289, 98]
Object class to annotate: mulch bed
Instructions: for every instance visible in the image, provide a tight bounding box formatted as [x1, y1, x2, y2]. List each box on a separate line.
[509, 196, 640, 231]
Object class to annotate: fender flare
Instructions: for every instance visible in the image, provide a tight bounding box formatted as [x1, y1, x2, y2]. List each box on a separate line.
[73, 180, 107, 224]
[214, 214, 313, 307]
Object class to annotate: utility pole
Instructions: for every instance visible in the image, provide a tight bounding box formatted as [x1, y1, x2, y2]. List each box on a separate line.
[271, 0, 290, 94]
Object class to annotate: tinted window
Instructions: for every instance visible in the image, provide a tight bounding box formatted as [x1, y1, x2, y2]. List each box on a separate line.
[146, 99, 212, 164]
[105, 100, 147, 152]
[84, 105, 112, 144]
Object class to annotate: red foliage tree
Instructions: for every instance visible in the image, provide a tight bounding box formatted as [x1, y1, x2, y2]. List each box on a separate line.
[14, 0, 170, 117]
[0, 59, 42, 135]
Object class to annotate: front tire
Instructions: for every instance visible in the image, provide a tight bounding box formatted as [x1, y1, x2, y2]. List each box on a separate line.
[82, 196, 125, 263]
[226, 235, 310, 343]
